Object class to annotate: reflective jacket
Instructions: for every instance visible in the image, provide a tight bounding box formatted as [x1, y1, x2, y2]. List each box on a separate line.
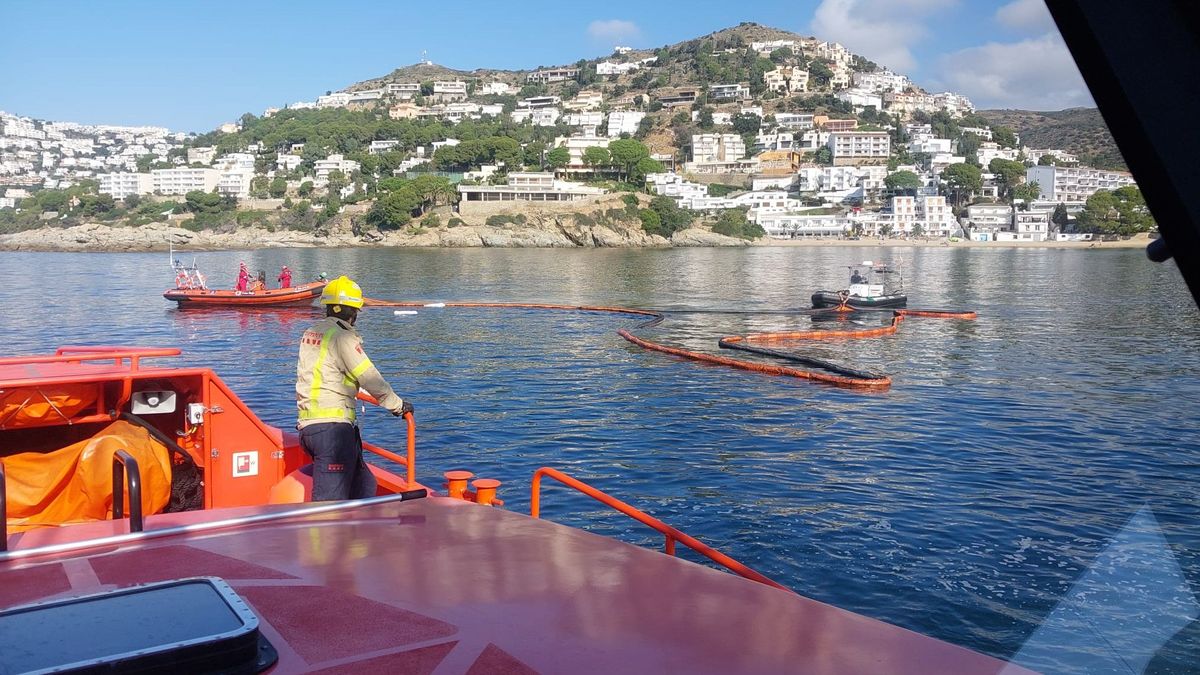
[296, 316, 404, 428]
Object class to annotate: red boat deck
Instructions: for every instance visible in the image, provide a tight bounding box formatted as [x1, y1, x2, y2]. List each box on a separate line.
[0, 497, 1025, 674]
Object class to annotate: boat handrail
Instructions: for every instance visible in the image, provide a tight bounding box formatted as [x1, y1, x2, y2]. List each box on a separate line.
[0, 347, 181, 371]
[355, 394, 416, 486]
[529, 466, 792, 592]
[111, 449, 144, 533]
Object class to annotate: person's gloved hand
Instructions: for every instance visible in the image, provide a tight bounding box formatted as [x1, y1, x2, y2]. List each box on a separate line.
[395, 400, 414, 417]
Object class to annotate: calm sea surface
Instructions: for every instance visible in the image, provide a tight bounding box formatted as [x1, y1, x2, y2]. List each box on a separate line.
[2, 246, 1198, 672]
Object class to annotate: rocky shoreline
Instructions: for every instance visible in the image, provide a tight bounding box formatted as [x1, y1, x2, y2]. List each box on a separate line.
[0, 217, 751, 252]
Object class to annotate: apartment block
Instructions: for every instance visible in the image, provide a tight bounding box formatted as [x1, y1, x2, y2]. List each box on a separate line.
[827, 132, 890, 161]
[151, 167, 220, 195]
[692, 134, 746, 163]
[98, 172, 154, 199]
[1026, 165, 1136, 204]
[526, 68, 579, 84]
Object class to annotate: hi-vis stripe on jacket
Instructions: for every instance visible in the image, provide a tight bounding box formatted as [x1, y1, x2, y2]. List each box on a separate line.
[296, 316, 404, 428]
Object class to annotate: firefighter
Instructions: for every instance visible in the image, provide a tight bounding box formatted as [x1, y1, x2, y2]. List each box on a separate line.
[295, 275, 413, 500]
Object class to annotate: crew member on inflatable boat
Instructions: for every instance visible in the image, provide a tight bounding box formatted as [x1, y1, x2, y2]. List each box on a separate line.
[295, 275, 414, 500]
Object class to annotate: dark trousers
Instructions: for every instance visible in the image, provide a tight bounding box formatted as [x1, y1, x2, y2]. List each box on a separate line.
[299, 422, 378, 501]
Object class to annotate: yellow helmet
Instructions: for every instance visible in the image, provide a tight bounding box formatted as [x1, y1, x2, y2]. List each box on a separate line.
[320, 275, 364, 309]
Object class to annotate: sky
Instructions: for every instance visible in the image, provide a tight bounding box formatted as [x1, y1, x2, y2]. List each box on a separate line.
[0, 0, 1092, 132]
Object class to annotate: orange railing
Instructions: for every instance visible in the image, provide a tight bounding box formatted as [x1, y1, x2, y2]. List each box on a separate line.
[0, 346, 182, 372]
[357, 392, 416, 486]
[530, 467, 791, 592]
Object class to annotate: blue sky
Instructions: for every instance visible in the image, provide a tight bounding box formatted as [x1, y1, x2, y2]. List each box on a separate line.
[0, 0, 1090, 132]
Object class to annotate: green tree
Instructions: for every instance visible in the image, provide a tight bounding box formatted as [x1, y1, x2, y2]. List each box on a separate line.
[1052, 202, 1069, 229]
[608, 138, 650, 181]
[78, 193, 116, 217]
[992, 126, 1017, 148]
[250, 175, 270, 199]
[123, 193, 142, 209]
[1076, 187, 1154, 235]
[731, 112, 761, 136]
[648, 195, 693, 235]
[582, 146, 610, 170]
[638, 208, 665, 236]
[988, 158, 1027, 201]
[269, 176, 288, 198]
[940, 163, 983, 208]
[1038, 154, 1058, 166]
[813, 147, 833, 166]
[711, 207, 765, 240]
[184, 190, 225, 214]
[1011, 181, 1041, 210]
[769, 47, 793, 64]
[298, 181, 314, 197]
[327, 170, 348, 193]
[367, 187, 420, 230]
[809, 60, 834, 87]
[34, 189, 70, 213]
[883, 170, 922, 191]
[630, 156, 664, 184]
[546, 146, 570, 169]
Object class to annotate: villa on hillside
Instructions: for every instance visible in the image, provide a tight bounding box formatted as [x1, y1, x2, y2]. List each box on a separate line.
[456, 172, 606, 214]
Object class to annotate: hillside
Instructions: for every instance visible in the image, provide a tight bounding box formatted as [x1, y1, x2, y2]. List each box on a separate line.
[978, 108, 1126, 170]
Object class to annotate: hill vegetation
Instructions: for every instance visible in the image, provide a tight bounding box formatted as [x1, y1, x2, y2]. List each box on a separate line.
[978, 108, 1125, 170]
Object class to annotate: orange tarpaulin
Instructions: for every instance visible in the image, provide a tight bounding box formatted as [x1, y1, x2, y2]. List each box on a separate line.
[0, 384, 98, 429]
[3, 420, 172, 532]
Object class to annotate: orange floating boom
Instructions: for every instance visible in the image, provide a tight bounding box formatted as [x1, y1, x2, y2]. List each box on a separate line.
[361, 299, 975, 390]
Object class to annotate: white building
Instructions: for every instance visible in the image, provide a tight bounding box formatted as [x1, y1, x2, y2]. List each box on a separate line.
[369, 140, 402, 154]
[606, 111, 645, 137]
[526, 68, 579, 84]
[98, 172, 154, 199]
[512, 108, 560, 126]
[314, 154, 360, 180]
[187, 146, 217, 165]
[456, 172, 605, 212]
[554, 134, 610, 168]
[217, 170, 254, 198]
[852, 70, 910, 93]
[213, 153, 255, 171]
[152, 167, 220, 195]
[692, 134, 746, 163]
[764, 67, 808, 94]
[386, 82, 421, 98]
[348, 89, 383, 104]
[432, 81, 468, 101]
[836, 89, 883, 111]
[597, 61, 640, 76]
[1025, 165, 1136, 205]
[909, 138, 953, 155]
[478, 82, 513, 96]
[751, 39, 797, 54]
[1025, 148, 1079, 165]
[757, 212, 852, 238]
[276, 154, 303, 171]
[316, 92, 352, 108]
[960, 126, 993, 141]
[563, 112, 604, 129]
[1012, 211, 1050, 241]
[774, 113, 815, 130]
[517, 96, 562, 110]
[708, 83, 751, 101]
[564, 91, 604, 111]
[976, 142, 1020, 167]
[0, 197, 15, 209]
[828, 132, 890, 161]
